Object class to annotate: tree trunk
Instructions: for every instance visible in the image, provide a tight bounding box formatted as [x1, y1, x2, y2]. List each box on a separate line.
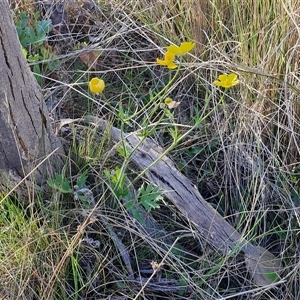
[0, 2, 64, 201]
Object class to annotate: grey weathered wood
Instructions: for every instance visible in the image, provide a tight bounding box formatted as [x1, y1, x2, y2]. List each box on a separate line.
[0, 2, 64, 198]
[87, 117, 254, 255]
[81, 116, 282, 286]
[57, 111, 281, 286]
[103, 120, 283, 285]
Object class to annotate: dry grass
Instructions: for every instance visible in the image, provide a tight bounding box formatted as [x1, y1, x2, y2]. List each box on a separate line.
[2, 0, 300, 299]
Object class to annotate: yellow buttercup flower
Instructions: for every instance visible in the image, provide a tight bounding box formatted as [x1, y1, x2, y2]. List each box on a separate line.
[164, 51, 176, 61]
[156, 41, 194, 69]
[156, 51, 178, 69]
[89, 77, 105, 94]
[214, 73, 239, 88]
[167, 42, 195, 55]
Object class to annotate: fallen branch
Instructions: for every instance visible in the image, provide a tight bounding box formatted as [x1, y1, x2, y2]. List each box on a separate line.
[82, 117, 253, 253]
[59, 116, 282, 286]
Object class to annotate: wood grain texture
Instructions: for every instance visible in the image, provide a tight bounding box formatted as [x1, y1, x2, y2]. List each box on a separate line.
[0, 2, 64, 199]
[79, 116, 281, 286]
[83, 117, 255, 255]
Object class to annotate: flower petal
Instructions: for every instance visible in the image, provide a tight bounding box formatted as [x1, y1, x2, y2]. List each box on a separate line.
[214, 73, 239, 88]
[230, 81, 239, 87]
[228, 73, 238, 81]
[164, 97, 180, 109]
[167, 101, 180, 109]
[178, 42, 195, 54]
[167, 41, 195, 55]
[167, 44, 181, 55]
[157, 52, 177, 69]
[167, 62, 178, 69]
[89, 77, 105, 94]
[218, 74, 228, 82]
[156, 58, 169, 66]
[165, 51, 176, 61]
[213, 80, 223, 87]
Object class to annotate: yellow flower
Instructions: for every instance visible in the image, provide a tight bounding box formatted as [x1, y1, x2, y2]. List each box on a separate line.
[156, 41, 195, 69]
[164, 97, 180, 109]
[156, 51, 178, 69]
[214, 73, 239, 88]
[167, 42, 195, 55]
[89, 77, 105, 94]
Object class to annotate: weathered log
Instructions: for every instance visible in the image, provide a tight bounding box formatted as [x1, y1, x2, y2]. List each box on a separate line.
[84, 117, 252, 253]
[60, 116, 282, 286]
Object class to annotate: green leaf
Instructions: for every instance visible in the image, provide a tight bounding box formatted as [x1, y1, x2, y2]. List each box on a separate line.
[137, 184, 163, 211]
[36, 19, 52, 36]
[76, 170, 88, 188]
[27, 53, 40, 63]
[131, 208, 145, 225]
[103, 167, 129, 198]
[22, 48, 27, 58]
[123, 199, 135, 210]
[265, 271, 280, 282]
[24, 27, 37, 44]
[47, 174, 72, 193]
[178, 277, 187, 296]
[111, 167, 126, 187]
[117, 145, 130, 158]
[33, 64, 42, 85]
[46, 59, 61, 71]
[118, 105, 130, 120]
[18, 12, 29, 29]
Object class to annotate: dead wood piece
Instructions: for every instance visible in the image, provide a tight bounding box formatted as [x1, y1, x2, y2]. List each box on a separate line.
[84, 117, 255, 254]
[64, 116, 282, 286]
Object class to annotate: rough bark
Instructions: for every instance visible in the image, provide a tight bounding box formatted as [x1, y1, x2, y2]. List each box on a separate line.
[0, 2, 64, 199]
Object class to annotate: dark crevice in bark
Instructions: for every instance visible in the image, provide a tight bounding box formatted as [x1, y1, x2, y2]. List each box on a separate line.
[39, 108, 48, 126]
[21, 89, 38, 135]
[17, 56, 26, 83]
[5, 75, 16, 102]
[7, 73, 14, 100]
